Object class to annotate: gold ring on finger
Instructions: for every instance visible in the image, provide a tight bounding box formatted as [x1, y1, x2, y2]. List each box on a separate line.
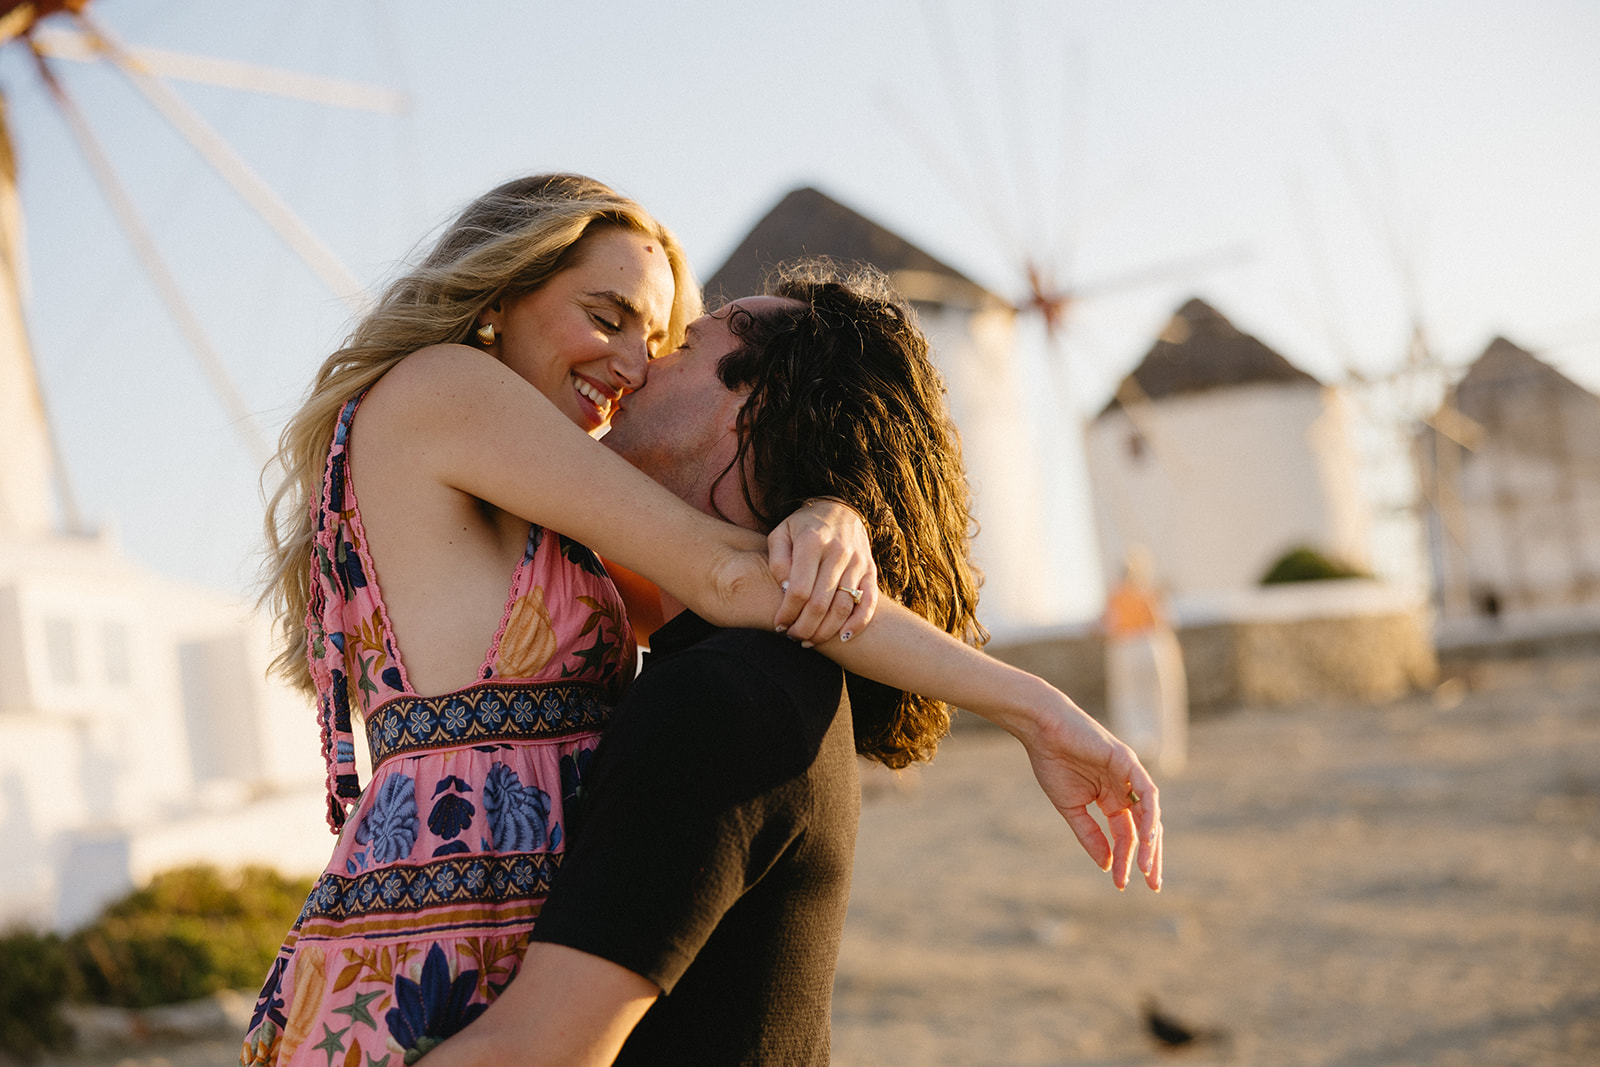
[839, 586, 863, 606]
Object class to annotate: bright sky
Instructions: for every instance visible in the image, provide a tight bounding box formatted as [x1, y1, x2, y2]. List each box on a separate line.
[7, 0, 1597, 611]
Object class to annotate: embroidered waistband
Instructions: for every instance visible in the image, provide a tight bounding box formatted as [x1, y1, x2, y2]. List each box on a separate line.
[299, 852, 562, 922]
[365, 682, 612, 768]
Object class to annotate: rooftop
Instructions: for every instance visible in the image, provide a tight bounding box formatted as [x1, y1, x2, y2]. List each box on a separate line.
[703, 186, 1003, 311]
[1100, 297, 1319, 416]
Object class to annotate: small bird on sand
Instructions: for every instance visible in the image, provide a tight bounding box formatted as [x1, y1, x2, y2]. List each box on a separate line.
[1143, 997, 1228, 1052]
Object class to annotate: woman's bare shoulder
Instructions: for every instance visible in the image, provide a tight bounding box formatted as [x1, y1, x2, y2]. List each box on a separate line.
[361, 344, 523, 421]
[370, 343, 496, 393]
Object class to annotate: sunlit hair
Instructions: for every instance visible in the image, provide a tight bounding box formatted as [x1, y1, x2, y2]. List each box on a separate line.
[714, 260, 987, 768]
[261, 173, 700, 694]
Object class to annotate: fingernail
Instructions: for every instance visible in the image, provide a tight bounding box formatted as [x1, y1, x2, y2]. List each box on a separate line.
[801, 641, 814, 649]
[840, 631, 853, 642]
[781, 580, 790, 592]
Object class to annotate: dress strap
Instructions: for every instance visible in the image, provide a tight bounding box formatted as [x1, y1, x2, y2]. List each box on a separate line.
[308, 394, 366, 831]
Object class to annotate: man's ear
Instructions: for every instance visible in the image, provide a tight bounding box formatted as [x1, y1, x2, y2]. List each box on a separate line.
[724, 390, 751, 433]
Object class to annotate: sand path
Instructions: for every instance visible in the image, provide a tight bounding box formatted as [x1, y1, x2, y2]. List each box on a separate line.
[832, 654, 1600, 1066]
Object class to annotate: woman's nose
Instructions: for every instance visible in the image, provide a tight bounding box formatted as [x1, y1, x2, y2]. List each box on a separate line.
[613, 345, 648, 391]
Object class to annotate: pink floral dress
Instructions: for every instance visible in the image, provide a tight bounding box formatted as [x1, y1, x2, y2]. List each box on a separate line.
[242, 395, 635, 1066]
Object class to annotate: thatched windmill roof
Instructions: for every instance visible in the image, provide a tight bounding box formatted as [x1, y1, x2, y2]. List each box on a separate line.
[1100, 297, 1319, 416]
[1438, 336, 1600, 463]
[704, 186, 1004, 311]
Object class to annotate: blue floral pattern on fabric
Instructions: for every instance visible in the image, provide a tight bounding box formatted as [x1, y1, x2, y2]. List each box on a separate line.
[433, 776, 471, 796]
[386, 944, 488, 1064]
[482, 763, 551, 851]
[364, 684, 612, 767]
[427, 793, 475, 840]
[354, 773, 418, 864]
[333, 533, 367, 596]
[557, 534, 607, 577]
[559, 746, 595, 842]
[559, 747, 593, 809]
[248, 953, 290, 1033]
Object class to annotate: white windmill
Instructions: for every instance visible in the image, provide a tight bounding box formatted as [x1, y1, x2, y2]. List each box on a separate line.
[0, 0, 402, 930]
[878, 2, 1249, 627]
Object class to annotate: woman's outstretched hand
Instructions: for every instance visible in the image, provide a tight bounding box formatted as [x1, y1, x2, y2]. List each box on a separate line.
[1017, 697, 1163, 892]
[767, 498, 879, 645]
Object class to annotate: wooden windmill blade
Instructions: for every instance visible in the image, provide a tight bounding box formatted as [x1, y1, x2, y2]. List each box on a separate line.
[890, 2, 1249, 355]
[64, 10, 369, 313]
[1319, 123, 1484, 608]
[0, 70, 75, 534]
[2, 0, 398, 473]
[877, 1, 1259, 604]
[28, 42, 273, 462]
[0, 0, 109, 535]
[30, 25, 408, 113]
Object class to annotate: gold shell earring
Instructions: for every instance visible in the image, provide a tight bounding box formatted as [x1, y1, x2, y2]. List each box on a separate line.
[475, 323, 496, 346]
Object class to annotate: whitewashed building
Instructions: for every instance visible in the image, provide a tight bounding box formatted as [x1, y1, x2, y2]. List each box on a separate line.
[0, 148, 328, 931]
[1084, 297, 1372, 599]
[1418, 337, 1600, 641]
[705, 187, 1060, 635]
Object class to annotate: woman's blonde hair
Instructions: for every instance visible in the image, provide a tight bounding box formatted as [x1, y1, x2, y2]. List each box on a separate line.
[261, 174, 700, 695]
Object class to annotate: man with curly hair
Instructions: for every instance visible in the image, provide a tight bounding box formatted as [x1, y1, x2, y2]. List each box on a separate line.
[426, 263, 1160, 1066]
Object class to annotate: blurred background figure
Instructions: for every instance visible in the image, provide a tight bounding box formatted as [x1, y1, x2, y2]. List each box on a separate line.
[1101, 545, 1187, 773]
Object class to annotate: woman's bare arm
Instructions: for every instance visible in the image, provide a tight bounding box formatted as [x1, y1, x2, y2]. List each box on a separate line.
[821, 597, 1163, 891]
[372, 346, 832, 637]
[380, 345, 1161, 888]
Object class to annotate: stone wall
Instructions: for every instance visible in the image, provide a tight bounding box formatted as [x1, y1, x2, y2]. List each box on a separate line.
[1178, 611, 1436, 714]
[984, 585, 1437, 721]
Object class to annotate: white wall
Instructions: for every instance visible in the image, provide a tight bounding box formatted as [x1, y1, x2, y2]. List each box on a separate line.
[1428, 434, 1600, 620]
[918, 303, 1071, 636]
[1085, 382, 1371, 597]
[0, 533, 328, 929]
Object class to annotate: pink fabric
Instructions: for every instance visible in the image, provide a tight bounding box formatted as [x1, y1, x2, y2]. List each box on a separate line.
[242, 394, 635, 1066]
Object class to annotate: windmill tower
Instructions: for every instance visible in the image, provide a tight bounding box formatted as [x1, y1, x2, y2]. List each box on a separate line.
[1418, 337, 1600, 640]
[0, 1, 396, 929]
[705, 186, 1059, 636]
[1085, 297, 1372, 597]
[0, 36, 58, 540]
[877, 2, 1252, 627]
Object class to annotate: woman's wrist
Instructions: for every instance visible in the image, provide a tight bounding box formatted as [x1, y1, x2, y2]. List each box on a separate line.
[984, 670, 1081, 745]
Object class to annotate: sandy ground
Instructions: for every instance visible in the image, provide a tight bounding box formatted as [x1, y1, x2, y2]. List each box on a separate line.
[832, 654, 1600, 1067]
[32, 654, 1600, 1067]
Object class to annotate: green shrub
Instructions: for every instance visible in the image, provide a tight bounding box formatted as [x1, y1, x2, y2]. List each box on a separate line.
[1260, 546, 1371, 585]
[65, 865, 313, 1010]
[0, 927, 81, 1060]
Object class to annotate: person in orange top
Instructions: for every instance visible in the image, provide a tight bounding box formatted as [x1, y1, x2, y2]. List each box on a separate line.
[1101, 546, 1188, 773]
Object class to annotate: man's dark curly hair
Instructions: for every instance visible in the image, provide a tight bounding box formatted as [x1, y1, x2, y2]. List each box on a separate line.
[711, 260, 988, 768]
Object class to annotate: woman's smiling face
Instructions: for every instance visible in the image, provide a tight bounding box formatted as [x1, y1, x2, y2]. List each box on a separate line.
[484, 226, 675, 435]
